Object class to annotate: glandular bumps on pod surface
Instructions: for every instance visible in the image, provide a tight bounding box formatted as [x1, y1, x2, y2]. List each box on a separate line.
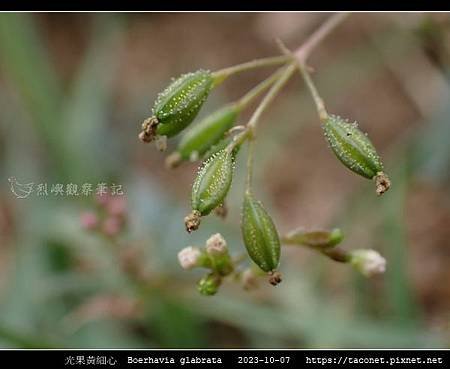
[322, 115, 390, 195]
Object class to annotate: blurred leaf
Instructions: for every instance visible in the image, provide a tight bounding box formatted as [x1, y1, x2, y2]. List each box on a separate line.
[412, 78, 450, 184]
[378, 152, 419, 325]
[187, 292, 441, 348]
[0, 325, 58, 349]
[62, 15, 125, 180]
[0, 13, 68, 177]
[44, 239, 77, 273]
[150, 296, 207, 348]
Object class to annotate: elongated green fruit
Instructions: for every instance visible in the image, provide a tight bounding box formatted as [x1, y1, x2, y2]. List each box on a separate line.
[166, 104, 239, 168]
[322, 115, 391, 195]
[192, 148, 234, 215]
[282, 228, 343, 249]
[139, 70, 214, 142]
[184, 148, 235, 232]
[241, 192, 281, 285]
[168, 132, 241, 169]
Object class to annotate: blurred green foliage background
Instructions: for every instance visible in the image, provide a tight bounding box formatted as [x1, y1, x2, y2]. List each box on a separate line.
[0, 12, 449, 348]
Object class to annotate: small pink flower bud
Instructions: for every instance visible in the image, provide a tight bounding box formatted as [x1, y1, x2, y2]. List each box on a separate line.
[80, 212, 98, 231]
[106, 196, 127, 217]
[350, 249, 386, 277]
[205, 233, 227, 255]
[102, 216, 122, 237]
[178, 246, 202, 270]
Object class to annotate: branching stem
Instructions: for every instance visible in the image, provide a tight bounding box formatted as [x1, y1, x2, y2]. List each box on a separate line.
[247, 64, 297, 132]
[245, 139, 255, 193]
[295, 12, 350, 64]
[212, 55, 291, 86]
[298, 63, 329, 121]
[293, 13, 349, 122]
[236, 66, 287, 110]
[238, 13, 349, 193]
[239, 64, 296, 191]
[283, 241, 351, 263]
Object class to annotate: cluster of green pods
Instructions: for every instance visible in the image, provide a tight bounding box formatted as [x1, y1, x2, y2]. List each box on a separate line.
[142, 58, 392, 294]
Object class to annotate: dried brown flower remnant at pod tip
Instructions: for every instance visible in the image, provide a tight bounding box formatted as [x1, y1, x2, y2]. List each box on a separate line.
[268, 270, 282, 286]
[184, 210, 201, 233]
[375, 172, 391, 196]
[138, 117, 159, 143]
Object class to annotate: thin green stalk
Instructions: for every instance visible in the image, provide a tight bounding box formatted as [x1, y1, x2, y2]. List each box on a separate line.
[284, 241, 351, 263]
[288, 13, 349, 122]
[248, 63, 297, 131]
[236, 66, 287, 110]
[242, 63, 297, 192]
[229, 63, 296, 155]
[212, 55, 291, 86]
[245, 139, 255, 193]
[298, 63, 329, 121]
[239, 14, 349, 192]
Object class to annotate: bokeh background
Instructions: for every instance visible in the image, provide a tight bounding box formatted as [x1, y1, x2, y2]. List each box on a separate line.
[0, 12, 449, 348]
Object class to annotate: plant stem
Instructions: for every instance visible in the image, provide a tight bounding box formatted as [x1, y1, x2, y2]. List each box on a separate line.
[245, 139, 255, 193]
[242, 63, 297, 192]
[247, 64, 297, 131]
[295, 12, 350, 64]
[212, 55, 291, 86]
[227, 64, 295, 153]
[298, 63, 329, 121]
[283, 241, 351, 263]
[290, 13, 349, 122]
[236, 66, 287, 111]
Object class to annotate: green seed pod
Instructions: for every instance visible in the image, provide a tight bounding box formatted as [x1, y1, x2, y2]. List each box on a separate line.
[241, 192, 282, 285]
[197, 273, 221, 296]
[168, 104, 239, 166]
[184, 148, 235, 232]
[322, 115, 390, 195]
[167, 136, 232, 169]
[282, 228, 343, 249]
[139, 70, 214, 142]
